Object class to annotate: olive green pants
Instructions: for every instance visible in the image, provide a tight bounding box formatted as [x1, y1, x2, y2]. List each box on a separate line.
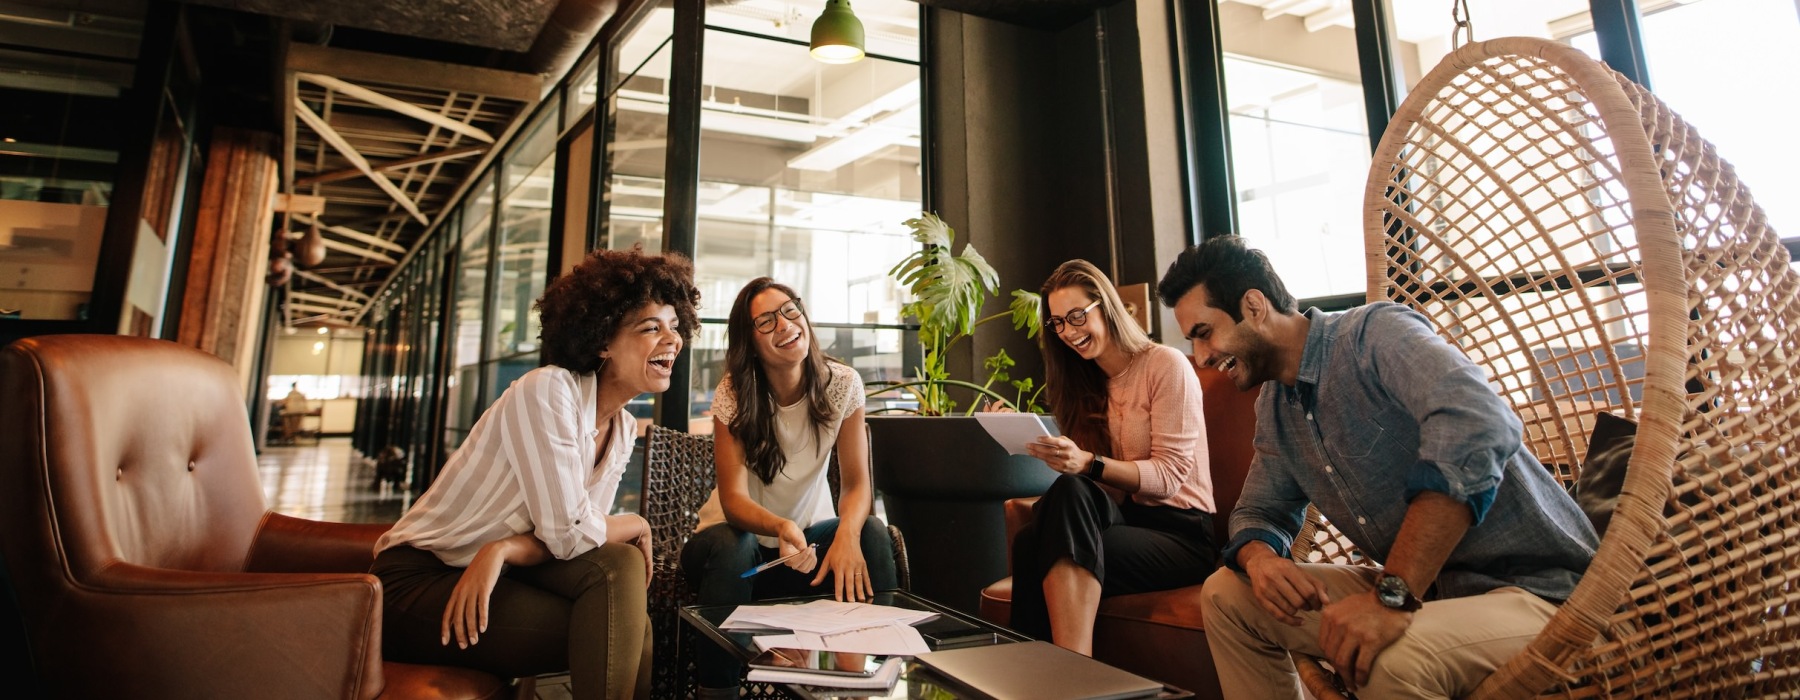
[374, 543, 651, 700]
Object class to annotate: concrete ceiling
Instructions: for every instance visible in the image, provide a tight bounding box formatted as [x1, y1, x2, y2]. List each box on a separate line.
[178, 0, 561, 51]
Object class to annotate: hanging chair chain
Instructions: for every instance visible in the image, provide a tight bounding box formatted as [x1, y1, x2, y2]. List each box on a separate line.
[1451, 0, 1476, 49]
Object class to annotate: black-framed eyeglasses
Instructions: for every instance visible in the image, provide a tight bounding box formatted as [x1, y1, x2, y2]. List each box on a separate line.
[1045, 300, 1101, 335]
[753, 299, 805, 334]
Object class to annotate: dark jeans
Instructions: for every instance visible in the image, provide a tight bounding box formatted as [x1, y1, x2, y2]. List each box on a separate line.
[372, 543, 651, 700]
[679, 517, 898, 688]
[1009, 474, 1217, 641]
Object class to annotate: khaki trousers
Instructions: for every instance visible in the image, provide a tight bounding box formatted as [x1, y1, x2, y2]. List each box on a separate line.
[1201, 564, 1557, 699]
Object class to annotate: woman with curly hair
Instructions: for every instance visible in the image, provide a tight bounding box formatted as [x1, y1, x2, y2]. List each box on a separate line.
[1008, 259, 1217, 655]
[679, 277, 896, 698]
[372, 248, 700, 700]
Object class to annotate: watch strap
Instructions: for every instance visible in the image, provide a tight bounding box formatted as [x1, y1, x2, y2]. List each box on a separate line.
[1084, 456, 1105, 479]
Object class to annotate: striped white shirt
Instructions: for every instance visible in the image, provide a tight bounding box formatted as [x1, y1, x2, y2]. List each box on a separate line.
[375, 366, 635, 567]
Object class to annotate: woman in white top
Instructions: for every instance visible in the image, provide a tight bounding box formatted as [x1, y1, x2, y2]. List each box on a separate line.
[372, 248, 700, 700]
[679, 277, 897, 696]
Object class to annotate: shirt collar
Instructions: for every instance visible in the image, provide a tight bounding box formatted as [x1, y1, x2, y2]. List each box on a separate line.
[1294, 307, 1335, 389]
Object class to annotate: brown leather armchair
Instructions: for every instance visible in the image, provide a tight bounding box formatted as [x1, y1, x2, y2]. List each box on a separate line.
[978, 363, 1260, 700]
[0, 335, 506, 700]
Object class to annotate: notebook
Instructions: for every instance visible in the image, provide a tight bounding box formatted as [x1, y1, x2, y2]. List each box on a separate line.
[914, 641, 1164, 700]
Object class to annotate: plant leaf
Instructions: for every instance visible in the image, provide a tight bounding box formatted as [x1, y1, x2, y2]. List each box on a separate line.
[1009, 290, 1042, 339]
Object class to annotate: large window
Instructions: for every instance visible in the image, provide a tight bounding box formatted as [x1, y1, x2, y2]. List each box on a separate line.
[1635, 0, 1798, 237]
[687, 1, 924, 429]
[604, 13, 674, 253]
[1219, 1, 1371, 300]
[0, 8, 141, 321]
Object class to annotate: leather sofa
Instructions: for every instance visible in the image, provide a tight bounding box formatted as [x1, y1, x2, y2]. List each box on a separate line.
[978, 363, 1259, 700]
[0, 335, 508, 699]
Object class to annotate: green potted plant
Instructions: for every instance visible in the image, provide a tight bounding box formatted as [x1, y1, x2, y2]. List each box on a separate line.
[863, 212, 1059, 614]
[866, 211, 1045, 414]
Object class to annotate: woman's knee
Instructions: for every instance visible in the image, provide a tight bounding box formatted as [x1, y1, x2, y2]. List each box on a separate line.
[571, 541, 647, 589]
[680, 523, 759, 574]
[858, 519, 893, 552]
[1037, 474, 1101, 515]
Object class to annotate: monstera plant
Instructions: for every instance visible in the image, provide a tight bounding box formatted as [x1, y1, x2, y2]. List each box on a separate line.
[867, 212, 1044, 415]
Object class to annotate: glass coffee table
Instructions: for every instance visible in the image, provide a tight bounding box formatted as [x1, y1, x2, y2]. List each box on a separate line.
[679, 590, 1190, 699]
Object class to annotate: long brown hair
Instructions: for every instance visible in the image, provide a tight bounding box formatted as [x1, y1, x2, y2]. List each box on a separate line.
[724, 277, 839, 484]
[1039, 260, 1155, 454]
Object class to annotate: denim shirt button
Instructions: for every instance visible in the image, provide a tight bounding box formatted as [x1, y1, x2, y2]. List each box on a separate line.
[1357, 516, 1367, 525]
[1306, 412, 1314, 421]
[1325, 465, 1334, 474]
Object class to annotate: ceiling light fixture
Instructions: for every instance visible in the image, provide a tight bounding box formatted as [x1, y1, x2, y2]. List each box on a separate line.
[810, 0, 865, 64]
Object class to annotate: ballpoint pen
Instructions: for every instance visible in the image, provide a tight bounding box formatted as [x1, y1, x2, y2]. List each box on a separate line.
[741, 543, 817, 578]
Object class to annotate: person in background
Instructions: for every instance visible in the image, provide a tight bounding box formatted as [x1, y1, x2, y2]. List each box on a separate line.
[1008, 259, 1217, 655]
[1159, 236, 1597, 699]
[681, 277, 896, 699]
[281, 382, 309, 443]
[371, 248, 701, 700]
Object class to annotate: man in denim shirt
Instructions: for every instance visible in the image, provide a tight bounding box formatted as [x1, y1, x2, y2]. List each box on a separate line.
[1157, 237, 1597, 699]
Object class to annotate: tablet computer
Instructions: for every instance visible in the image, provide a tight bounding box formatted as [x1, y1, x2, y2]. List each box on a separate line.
[746, 648, 886, 678]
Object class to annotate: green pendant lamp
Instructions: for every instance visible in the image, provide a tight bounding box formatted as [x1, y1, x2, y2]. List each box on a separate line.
[810, 0, 865, 64]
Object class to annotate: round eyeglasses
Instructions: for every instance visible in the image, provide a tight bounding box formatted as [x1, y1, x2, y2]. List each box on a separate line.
[753, 300, 805, 334]
[1045, 300, 1101, 335]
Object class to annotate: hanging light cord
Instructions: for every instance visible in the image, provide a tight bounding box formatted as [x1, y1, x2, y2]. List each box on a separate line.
[1451, 0, 1476, 49]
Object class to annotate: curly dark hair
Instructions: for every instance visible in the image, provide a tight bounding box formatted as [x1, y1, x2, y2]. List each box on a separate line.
[535, 247, 701, 374]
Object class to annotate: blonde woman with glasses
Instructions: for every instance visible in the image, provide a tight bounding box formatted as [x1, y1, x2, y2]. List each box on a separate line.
[1008, 259, 1218, 655]
[679, 277, 897, 698]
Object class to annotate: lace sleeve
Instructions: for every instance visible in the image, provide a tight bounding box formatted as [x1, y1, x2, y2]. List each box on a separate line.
[710, 375, 737, 424]
[827, 362, 863, 420]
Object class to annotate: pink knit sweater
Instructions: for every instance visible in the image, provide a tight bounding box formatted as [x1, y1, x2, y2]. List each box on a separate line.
[1106, 344, 1214, 512]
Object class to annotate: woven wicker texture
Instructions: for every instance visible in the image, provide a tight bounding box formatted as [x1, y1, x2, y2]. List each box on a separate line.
[1349, 36, 1796, 699]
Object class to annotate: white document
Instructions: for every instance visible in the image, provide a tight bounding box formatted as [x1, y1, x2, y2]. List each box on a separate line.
[975, 412, 1055, 456]
[721, 600, 939, 636]
[755, 622, 930, 656]
[746, 656, 904, 690]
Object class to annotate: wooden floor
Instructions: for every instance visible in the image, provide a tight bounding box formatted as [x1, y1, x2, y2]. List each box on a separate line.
[257, 438, 575, 700]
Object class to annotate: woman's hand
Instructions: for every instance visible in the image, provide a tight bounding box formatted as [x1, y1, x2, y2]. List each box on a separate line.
[776, 520, 817, 573]
[813, 532, 873, 601]
[442, 540, 509, 649]
[633, 517, 655, 588]
[1026, 435, 1093, 477]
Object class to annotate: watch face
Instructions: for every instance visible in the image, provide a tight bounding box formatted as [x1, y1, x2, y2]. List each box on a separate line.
[1376, 575, 1409, 608]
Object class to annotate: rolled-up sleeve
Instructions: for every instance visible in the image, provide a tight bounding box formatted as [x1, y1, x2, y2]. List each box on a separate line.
[1223, 451, 1310, 571]
[1364, 304, 1512, 525]
[1130, 349, 1207, 500]
[500, 371, 610, 559]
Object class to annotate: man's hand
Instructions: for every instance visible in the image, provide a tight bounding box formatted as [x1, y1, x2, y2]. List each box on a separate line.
[1319, 590, 1413, 692]
[442, 541, 509, 649]
[813, 532, 873, 601]
[1241, 545, 1330, 625]
[776, 520, 817, 573]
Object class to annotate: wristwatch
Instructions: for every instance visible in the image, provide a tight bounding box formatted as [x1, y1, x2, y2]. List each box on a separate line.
[1083, 455, 1105, 479]
[1375, 572, 1423, 612]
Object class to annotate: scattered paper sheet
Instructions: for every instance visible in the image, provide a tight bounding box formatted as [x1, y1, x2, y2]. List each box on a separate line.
[721, 599, 938, 636]
[974, 412, 1055, 456]
[754, 622, 930, 656]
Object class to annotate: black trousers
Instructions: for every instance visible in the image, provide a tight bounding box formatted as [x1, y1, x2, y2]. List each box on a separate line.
[1009, 473, 1218, 641]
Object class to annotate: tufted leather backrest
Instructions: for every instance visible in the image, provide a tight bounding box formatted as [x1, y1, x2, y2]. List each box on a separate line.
[0, 335, 267, 582]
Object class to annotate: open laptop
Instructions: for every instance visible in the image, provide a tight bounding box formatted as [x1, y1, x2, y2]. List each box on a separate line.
[914, 641, 1165, 700]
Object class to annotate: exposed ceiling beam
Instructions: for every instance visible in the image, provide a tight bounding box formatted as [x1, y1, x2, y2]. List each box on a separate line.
[288, 43, 543, 103]
[286, 302, 358, 317]
[315, 235, 399, 264]
[293, 215, 408, 253]
[296, 144, 487, 187]
[294, 98, 431, 226]
[289, 291, 362, 308]
[297, 270, 373, 299]
[298, 72, 497, 144]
